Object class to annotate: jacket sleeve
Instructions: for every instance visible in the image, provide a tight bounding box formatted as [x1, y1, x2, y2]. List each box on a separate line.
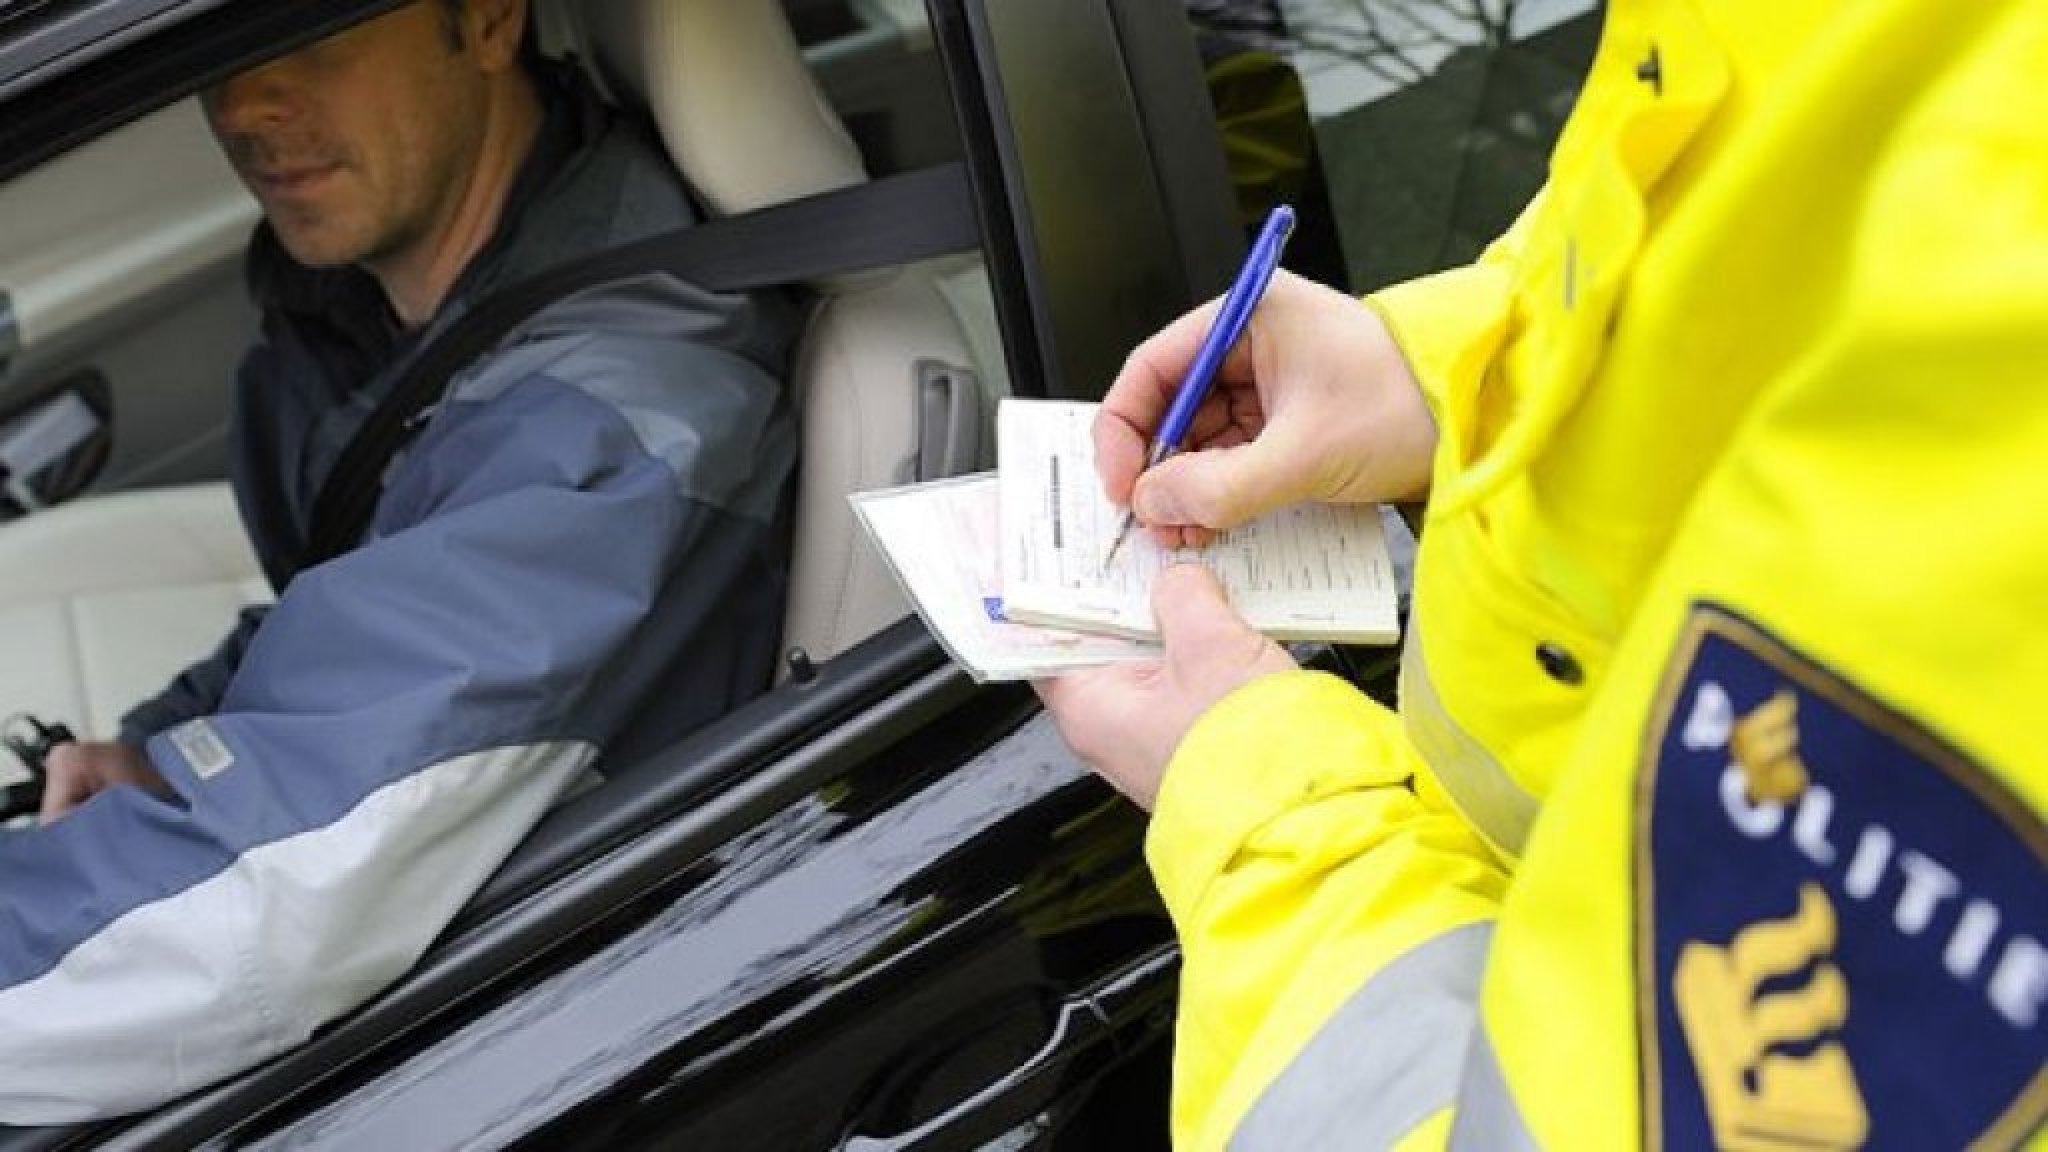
[1146, 671, 1510, 1152]
[0, 333, 790, 1123]
[1363, 190, 1544, 435]
[1140, 194, 1549, 1152]
[117, 605, 269, 746]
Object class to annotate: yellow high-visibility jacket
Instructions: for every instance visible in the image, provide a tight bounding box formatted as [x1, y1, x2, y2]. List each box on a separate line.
[1148, 1, 2048, 1148]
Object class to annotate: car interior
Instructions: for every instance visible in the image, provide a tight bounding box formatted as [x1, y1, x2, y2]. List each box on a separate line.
[0, 103, 261, 748]
[0, 0, 1009, 803]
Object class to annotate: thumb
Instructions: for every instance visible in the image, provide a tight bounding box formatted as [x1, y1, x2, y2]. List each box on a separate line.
[38, 744, 91, 825]
[1151, 563, 1294, 699]
[1151, 563, 1254, 654]
[1133, 435, 1304, 533]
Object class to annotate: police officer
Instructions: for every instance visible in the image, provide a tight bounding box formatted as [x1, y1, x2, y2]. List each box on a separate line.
[1039, 0, 2048, 1146]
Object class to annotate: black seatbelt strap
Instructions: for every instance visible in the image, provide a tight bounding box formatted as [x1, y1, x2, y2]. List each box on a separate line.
[297, 160, 980, 576]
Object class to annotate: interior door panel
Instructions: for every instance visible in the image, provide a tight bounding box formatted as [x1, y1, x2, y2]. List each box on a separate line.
[0, 95, 258, 496]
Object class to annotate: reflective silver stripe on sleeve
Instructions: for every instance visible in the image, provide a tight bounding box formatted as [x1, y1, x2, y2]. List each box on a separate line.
[1231, 921, 1494, 1152]
[1400, 625, 1539, 856]
[1447, 1022, 1540, 1151]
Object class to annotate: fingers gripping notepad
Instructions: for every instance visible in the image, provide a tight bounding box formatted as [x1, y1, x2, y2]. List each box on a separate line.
[997, 399, 1398, 644]
[850, 398, 1399, 681]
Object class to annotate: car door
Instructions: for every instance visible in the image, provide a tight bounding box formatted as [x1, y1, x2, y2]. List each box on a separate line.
[0, 97, 255, 507]
[194, 633, 1178, 1151]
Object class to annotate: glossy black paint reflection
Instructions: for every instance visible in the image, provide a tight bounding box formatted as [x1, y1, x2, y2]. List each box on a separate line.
[237, 696, 1173, 1151]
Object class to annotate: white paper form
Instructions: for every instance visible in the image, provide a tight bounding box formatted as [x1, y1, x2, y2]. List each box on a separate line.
[998, 398, 1399, 644]
[850, 473, 1159, 681]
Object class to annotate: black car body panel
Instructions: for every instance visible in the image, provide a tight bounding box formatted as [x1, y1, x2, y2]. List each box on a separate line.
[109, 628, 1177, 1150]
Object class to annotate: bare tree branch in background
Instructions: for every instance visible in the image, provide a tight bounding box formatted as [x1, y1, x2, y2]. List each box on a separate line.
[1271, 0, 1522, 82]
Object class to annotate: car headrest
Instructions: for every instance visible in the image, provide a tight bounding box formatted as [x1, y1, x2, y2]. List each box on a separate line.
[544, 0, 868, 217]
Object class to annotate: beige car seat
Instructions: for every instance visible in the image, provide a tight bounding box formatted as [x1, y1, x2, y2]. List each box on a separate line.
[0, 483, 265, 745]
[573, 0, 1001, 672]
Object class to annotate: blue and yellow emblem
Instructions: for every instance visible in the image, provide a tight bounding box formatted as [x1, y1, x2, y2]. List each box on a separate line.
[1635, 606, 2046, 1150]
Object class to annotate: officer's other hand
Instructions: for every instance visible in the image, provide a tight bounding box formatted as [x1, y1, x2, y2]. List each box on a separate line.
[40, 741, 170, 824]
[1095, 270, 1435, 549]
[1036, 564, 1296, 810]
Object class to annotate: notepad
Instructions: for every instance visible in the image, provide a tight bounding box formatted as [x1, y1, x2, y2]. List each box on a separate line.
[996, 398, 1399, 644]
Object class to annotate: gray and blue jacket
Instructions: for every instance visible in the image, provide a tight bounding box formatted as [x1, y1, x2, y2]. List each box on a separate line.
[0, 70, 798, 1122]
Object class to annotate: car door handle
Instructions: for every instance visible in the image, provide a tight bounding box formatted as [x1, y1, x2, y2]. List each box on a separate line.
[0, 386, 105, 513]
[839, 945, 1176, 1152]
[839, 995, 1111, 1152]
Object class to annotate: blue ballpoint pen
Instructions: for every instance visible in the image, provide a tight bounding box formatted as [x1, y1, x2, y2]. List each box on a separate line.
[1102, 203, 1296, 570]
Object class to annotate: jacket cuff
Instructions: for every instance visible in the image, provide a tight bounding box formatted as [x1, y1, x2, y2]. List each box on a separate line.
[1364, 264, 1513, 434]
[1146, 669, 1406, 928]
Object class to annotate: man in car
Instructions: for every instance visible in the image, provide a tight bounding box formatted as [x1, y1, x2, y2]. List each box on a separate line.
[0, 0, 795, 1122]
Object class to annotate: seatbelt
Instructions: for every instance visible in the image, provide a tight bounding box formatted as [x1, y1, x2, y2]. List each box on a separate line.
[297, 161, 981, 576]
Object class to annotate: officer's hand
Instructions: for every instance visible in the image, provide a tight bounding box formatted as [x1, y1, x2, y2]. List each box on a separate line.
[40, 741, 169, 824]
[1096, 270, 1434, 549]
[1036, 564, 1296, 810]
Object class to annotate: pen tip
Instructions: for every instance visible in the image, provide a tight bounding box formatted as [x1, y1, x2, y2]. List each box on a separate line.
[1102, 513, 1134, 573]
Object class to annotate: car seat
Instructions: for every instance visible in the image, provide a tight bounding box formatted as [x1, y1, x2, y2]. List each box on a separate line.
[0, 483, 265, 747]
[561, 0, 1001, 675]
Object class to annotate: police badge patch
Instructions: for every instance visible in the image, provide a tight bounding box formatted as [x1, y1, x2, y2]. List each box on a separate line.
[1635, 606, 2046, 1150]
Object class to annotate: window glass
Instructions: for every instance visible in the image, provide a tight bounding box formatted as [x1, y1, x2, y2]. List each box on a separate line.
[1183, 0, 1602, 293]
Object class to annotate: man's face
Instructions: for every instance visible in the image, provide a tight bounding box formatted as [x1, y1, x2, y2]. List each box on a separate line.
[201, 2, 492, 269]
